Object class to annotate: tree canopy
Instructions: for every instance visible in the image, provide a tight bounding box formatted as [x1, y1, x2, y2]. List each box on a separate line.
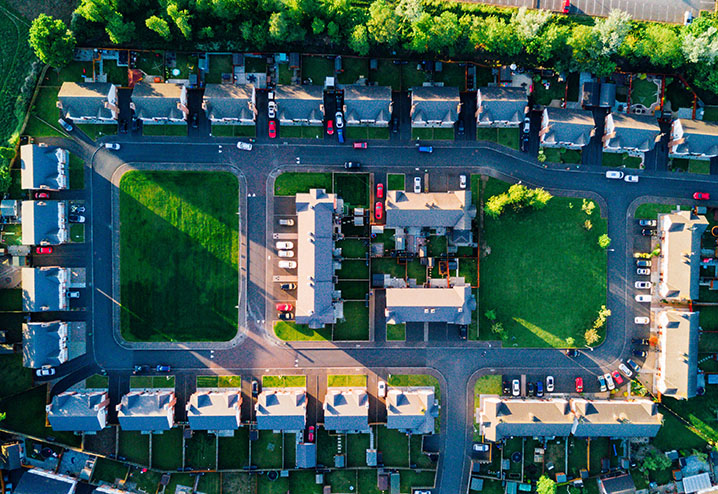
[29, 14, 76, 68]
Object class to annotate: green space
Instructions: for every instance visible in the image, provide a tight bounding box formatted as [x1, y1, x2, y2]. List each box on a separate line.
[128, 467, 162, 494]
[118, 430, 150, 465]
[69, 154, 84, 189]
[278, 63, 293, 85]
[263, 375, 306, 387]
[165, 474, 197, 494]
[388, 174, 405, 191]
[328, 374, 367, 387]
[410, 434, 436, 470]
[197, 375, 242, 388]
[344, 126, 390, 140]
[474, 375, 502, 408]
[688, 159, 711, 174]
[0, 354, 32, 398]
[130, 375, 175, 388]
[337, 259, 370, 279]
[186, 430, 217, 470]
[206, 54, 233, 84]
[0, 224, 22, 246]
[434, 63, 466, 90]
[533, 74, 566, 106]
[401, 65, 429, 90]
[658, 389, 718, 445]
[274, 172, 332, 196]
[477, 127, 498, 142]
[347, 432, 370, 467]
[129, 375, 152, 388]
[630, 77, 659, 108]
[497, 127, 519, 150]
[91, 458, 129, 485]
[278, 125, 325, 138]
[400, 471, 437, 492]
[634, 203, 681, 219]
[316, 427, 340, 466]
[427, 235, 448, 257]
[283, 431, 296, 468]
[119, 171, 238, 342]
[388, 374, 440, 396]
[541, 146, 582, 164]
[458, 258, 478, 286]
[387, 323, 406, 341]
[411, 127, 455, 140]
[329, 470, 357, 492]
[77, 124, 117, 140]
[335, 172, 369, 208]
[407, 259, 427, 284]
[135, 51, 164, 75]
[665, 77, 694, 110]
[245, 56, 267, 74]
[371, 257, 406, 279]
[334, 301, 370, 340]
[479, 179, 607, 347]
[338, 57, 369, 85]
[151, 427, 183, 470]
[0, 289, 21, 311]
[370, 59, 402, 90]
[274, 321, 331, 341]
[85, 374, 109, 388]
[218, 428, 250, 469]
[142, 124, 187, 136]
[301, 55, 332, 83]
[378, 427, 409, 467]
[210, 124, 256, 137]
[602, 152, 643, 168]
[703, 106, 718, 122]
[24, 87, 63, 137]
[70, 223, 85, 243]
[358, 469, 383, 494]
[337, 238, 368, 259]
[252, 431, 282, 469]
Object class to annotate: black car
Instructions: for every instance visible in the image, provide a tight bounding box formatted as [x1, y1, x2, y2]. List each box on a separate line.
[457, 120, 465, 136]
[344, 161, 361, 169]
[391, 118, 399, 133]
[131, 118, 140, 132]
[566, 348, 579, 357]
[520, 133, 529, 152]
[280, 283, 297, 291]
[527, 382, 535, 396]
[632, 349, 647, 358]
[251, 380, 259, 397]
[278, 312, 294, 320]
[626, 358, 641, 373]
[641, 229, 656, 236]
[631, 338, 649, 346]
[133, 365, 149, 375]
[191, 113, 199, 129]
[458, 325, 467, 340]
[502, 380, 510, 395]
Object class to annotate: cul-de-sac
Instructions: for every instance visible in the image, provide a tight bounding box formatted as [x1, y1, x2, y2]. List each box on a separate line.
[2, 1, 718, 494]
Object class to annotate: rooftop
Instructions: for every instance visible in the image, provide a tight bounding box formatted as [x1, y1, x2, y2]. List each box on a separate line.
[20, 145, 69, 190]
[21, 200, 67, 245]
[658, 211, 708, 301]
[386, 387, 437, 435]
[186, 390, 242, 430]
[255, 388, 307, 431]
[385, 285, 474, 325]
[22, 267, 69, 312]
[656, 310, 700, 400]
[385, 190, 475, 230]
[47, 390, 109, 432]
[323, 388, 370, 433]
[116, 390, 176, 432]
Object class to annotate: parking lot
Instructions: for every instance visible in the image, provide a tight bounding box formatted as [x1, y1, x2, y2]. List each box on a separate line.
[270, 196, 299, 320]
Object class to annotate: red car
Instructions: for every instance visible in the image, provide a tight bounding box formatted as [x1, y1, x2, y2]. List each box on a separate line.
[268, 120, 277, 139]
[376, 183, 384, 199]
[275, 303, 293, 312]
[326, 120, 334, 135]
[307, 426, 315, 443]
[375, 202, 383, 220]
[611, 371, 624, 386]
[34, 192, 50, 199]
[693, 192, 710, 200]
[353, 141, 368, 149]
[575, 377, 583, 393]
[35, 246, 53, 254]
[562, 0, 570, 14]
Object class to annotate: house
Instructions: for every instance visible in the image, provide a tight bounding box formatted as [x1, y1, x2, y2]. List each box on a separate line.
[342, 86, 392, 127]
[20, 144, 69, 190]
[130, 82, 189, 123]
[202, 84, 256, 126]
[476, 87, 527, 127]
[657, 211, 708, 302]
[22, 321, 68, 368]
[186, 390, 242, 431]
[323, 388, 370, 433]
[255, 388, 307, 432]
[603, 113, 661, 155]
[669, 119, 718, 159]
[386, 387, 438, 435]
[295, 189, 344, 329]
[598, 473, 636, 494]
[385, 284, 475, 325]
[14, 468, 77, 494]
[478, 396, 575, 442]
[46, 390, 110, 433]
[539, 108, 597, 149]
[656, 310, 700, 400]
[274, 85, 324, 126]
[410, 86, 460, 128]
[570, 399, 663, 437]
[116, 390, 176, 432]
[21, 200, 68, 245]
[22, 267, 71, 312]
[57, 82, 119, 123]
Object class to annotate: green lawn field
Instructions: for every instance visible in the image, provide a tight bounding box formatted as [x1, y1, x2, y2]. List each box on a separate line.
[119, 171, 239, 342]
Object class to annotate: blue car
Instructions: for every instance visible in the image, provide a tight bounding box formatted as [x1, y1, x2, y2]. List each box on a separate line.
[418, 145, 433, 153]
[337, 127, 344, 144]
[156, 364, 171, 372]
[536, 381, 544, 397]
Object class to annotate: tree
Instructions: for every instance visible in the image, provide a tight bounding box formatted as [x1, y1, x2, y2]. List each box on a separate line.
[593, 9, 632, 56]
[145, 15, 172, 40]
[491, 322, 507, 341]
[682, 26, 718, 64]
[485, 309, 497, 321]
[629, 24, 683, 67]
[640, 450, 672, 472]
[167, 3, 192, 39]
[598, 234, 611, 249]
[529, 24, 571, 67]
[584, 219, 593, 231]
[327, 21, 341, 44]
[482, 16, 521, 58]
[581, 199, 595, 215]
[29, 14, 76, 68]
[512, 7, 551, 42]
[537, 476, 557, 494]
[311, 17, 325, 35]
[565, 337, 575, 347]
[584, 328, 600, 346]
[105, 14, 135, 44]
[0, 147, 14, 195]
[367, 0, 400, 46]
[349, 24, 370, 56]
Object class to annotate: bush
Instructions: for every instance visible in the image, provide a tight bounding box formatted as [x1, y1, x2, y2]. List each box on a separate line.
[485, 184, 553, 218]
[598, 234, 611, 248]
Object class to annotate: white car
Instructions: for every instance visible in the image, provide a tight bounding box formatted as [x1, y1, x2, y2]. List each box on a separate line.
[637, 268, 650, 275]
[605, 170, 624, 180]
[459, 174, 467, 189]
[104, 143, 120, 150]
[68, 291, 80, 299]
[635, 281, 651, 289]
[377, 380, 386, 398]
[545, 376, 554, 393]
[278, 250, 294, 258]
[36, 366, 56, 377]
[335, 111, 344, 129]
[414, 177, 422, 193]
[278, 260, 297, 269]
[634, 316, 650, 325]
[619, 363, 633, 378]
[684, 10, 694, 25]
[624, 175, 639, 183]
[268, 101, 277, 119]
[635, 294, 651, 303]
[278, 219, 295, 226]
[268, 91, 275, 101]
[276, 241, 294, 250]
[604, 373, 615, 391]
[58, 118, 73, 132]
[237, 141, 253, 151]
[511, 379, 520, 397]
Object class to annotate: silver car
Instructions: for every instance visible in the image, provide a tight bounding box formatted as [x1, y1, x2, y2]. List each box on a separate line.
[414, 177, 422, 193]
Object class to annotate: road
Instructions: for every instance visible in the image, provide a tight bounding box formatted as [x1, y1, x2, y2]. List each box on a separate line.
[35, 128, 718, 494]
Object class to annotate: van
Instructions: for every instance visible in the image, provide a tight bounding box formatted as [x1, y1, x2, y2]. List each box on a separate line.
[605, 170, 624, 179]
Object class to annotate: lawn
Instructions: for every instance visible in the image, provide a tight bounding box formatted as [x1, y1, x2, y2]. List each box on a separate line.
[370, 59, 401, 90]
[338, 57, 369, 85]
[69, 154, 84, 189]
[630, 77, 659, 108]
[25, 86, 63, 137]
[337, 239, 368, 259]
[479, 179, 607, 347]
[85, 374, 109, 389]
[218, 428, 250, 469]
[497, 127, 519, 150]
[274, 172, 332, 196]
[411, 127, 454, 140]
[334, 301, 369, 340]
[347, 432, 370, 467]
[371, 257, 406, 279]
[337, 259, 370, 279]
[434, 63, 466, 90]
[274, 321, 331, 341]
[703, 106, 718, 122]
[410, 435, 436, 470]
[252, 431, 282, 469]
[0, 288, 21, 311]
[378, 427, 409, 467]
[658, 389, 718, 445]
[119, 171, 239, 342]
[387, 323, 406, 341]
[263, 375, 306, 388]
[92, 458, 129, 485]
[543, 147, 582, 165]
[688, 159, 710, 174]
[401, 64, 429, 90]
[474, 375, 502, 408]
[388, 174, 405, 191]
[185, 430, 217, 470]
[602, 152, 642, 168]
[197, 375, 241, 388]
[302, 55, 333, 84]
[0, 355, 32, 398]
[151, 427, 183, 470]
[665, 77, 694, 110]
[142, 124, 187, 136]
[210, 124, 256, 137]
[477, 127, 498, 142]
[127, 468, 162, 494]
[329, 470, 358, 492]
[206, 54, 233, 84]
[427, 236, 448, 257]
[634, 203, 682, 219]
[400, 471, 437, 492]
[388, 374, 440, 397]
[77, 124, 117, 140]
[335, 173, 369, 208]
[316, 427, 340, 466]
[129, 376, 152, 388]
[70, 224, 85, 243]
[118, 431, 150, 465]
[358, 469, 384, 494]
[532, 75, 565, 106]
[328, 374, 367, 387]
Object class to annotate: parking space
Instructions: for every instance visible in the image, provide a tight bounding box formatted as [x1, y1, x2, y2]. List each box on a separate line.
[501, 372, 604, 396]
[271, 197, 299, 321]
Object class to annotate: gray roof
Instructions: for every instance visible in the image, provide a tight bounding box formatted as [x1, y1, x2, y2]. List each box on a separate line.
[131, 82, 186, 120]
[0, 442, 21, 470]
[58, 82, 116, 120]
[411, 86, 460, 126]
[21, 200, 67, 245]
[599, 474, 636, 494]
[386, 387, 437, 435]
[571, 399, 662, 438]
[541, 108, 596, 148]
[479, 396, 574, 442]
[296, 442, 317, 468]
[22, 268, 69, 312]
[385, 190, 475, 230]
[658, 211, 708, 301]
[604, 113, 661, 153]
[202, 84, 255, 122]
[671, 119, 718, 157]
[116, 390, 176, 432]
[343, 85, 392, 126]
[656, 310, 700, 400]
[20, 145, 69, 190]
[255, 388, 307, 431]
[385, 285, 475, 325]
[47, 390, 109, 432]
[682, 473, 712, 494]
[15, 468, 77, 494]
[186, 390, 241, 431]
[295, 189, 342, 329]
[274, 85, 324, 125]
[477, 87, 527, 126]
[323, 388, 370, 432]
[22, 321, 67, 368]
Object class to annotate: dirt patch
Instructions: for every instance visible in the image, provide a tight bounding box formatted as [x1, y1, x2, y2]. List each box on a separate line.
[222, 472, 252, 494]
[83, 426, 116, 457]
[9, 0, 78, 23]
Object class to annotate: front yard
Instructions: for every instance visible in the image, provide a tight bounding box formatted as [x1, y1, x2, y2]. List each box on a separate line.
[411, 127, 455, 140]
[274, 172, 332, 196]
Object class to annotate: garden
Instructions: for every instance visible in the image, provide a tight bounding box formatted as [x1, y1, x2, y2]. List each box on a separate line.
[274, 172, 332, 196]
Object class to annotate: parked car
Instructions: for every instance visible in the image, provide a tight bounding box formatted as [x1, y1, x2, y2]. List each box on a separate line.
[604, 373, 615, 390]
[70, 205, 85, 213]
[618, 363, 633, 378]
[611, 371, 624, 386]
[335, 112, 344, 129]
[502, 380, 510, 395]
[521, 133, 530, 152]
[278, 312, 294, 320]
[457, 119, 465, 136]
[35, 246, 53, 254]
[156, 365, 171, 372]
[459, 175, 467, 190]
[637, 268, 650, 275]
[414, 177, 422, 193]
[36, 366, 56, 377]
[536, 381, 544, 397]
[459, 325, 467, 340]
[68, 291, 80, 299]
[684, 10, 694, 25]
[527, 382, 535, 397]
[636, 259, 651, 267]
[375, 202, 383, 220]
[632, 349, 647, 358]
[276, 303, 294, 313]
[251, 380, 259, 397]
[133, 365, 150, 375]
[58, 118, 73, 132]
[641, 229, 656, 236]
[638, 219, 657, 227]
[344, 161, 361, 169]
[693, 192, 710, 200]
[237, 141, 253, 151]
[326, 120, 334, 135]
[605, 170, 624, 180]
[278, 218, 295, 226]
[280, 283, 297, 291]
[635, 294, 651, 302]
[353, 141, 368, 149]
[546, 376, 554, 393]
[626, 358, 641, 373]
[597, 375, 607, 392]
[418, 145, 433, 153]
[278, 260, 297, 269]
[391, 118, 399, 133]
[566, 348, 579, 357]
[69, 214, 85, 223]
[34, 192, 50, 199]
[512, 379, 520, 396]
[278, 250, 294, 258]
[634, 316, 650, 325]
[624, 175, 639, 183]
[276, 241, 294, 250]
[268, 101, 277, 119]
[268, 120, 277, 139]
[575, 377, 584, 393]
[376, 183, 384, 199]
[635, 281, 651, 289]
[523, 115, 530, 134]
[632, 338, 649, 346]
[378, 380, 386, 398]
[337, 127, 344, 144]
[307, 426, 315, 443]
[104, 143, 120, 150]
[191, 113, 199, 129]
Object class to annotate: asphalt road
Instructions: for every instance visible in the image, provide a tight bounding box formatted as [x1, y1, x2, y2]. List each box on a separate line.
[36, 127, 718, 494]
